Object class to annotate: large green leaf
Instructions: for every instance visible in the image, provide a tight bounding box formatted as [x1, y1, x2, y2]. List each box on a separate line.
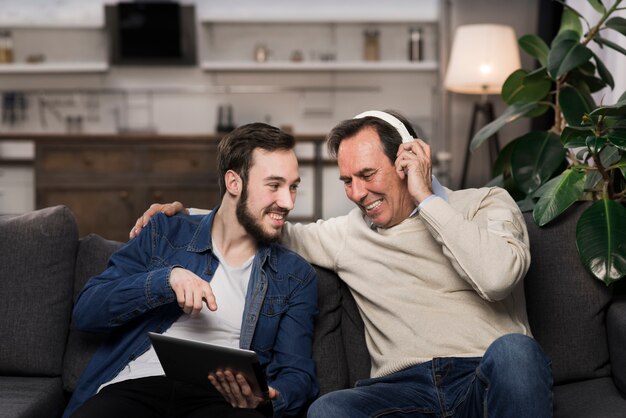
[502, 68, 551, 105]
[548, 30, 593, 80]
[606, 16, 626, 37]
[559, 9, 584, 37]
[608, 129, 626, 151]
[578, 61, 597, 77]
[502, 70, 528, 104]
[600, 144, 622, 166]
[491, 140, 526, 201]
[576, 199, 626, 284]
[592, 51, 615, 89]
[470, 102, 539, 152]
[590, 101, 626, 117]
[510, 131, 566, 194]
[519, 34, 550, 66]
[586, 135, 608, 154]
[594, 35, 626, 55]
[559, 85, 596, 126]
[562, 126, 594, 147]
[584, 170, 603, 191]
[533, 169, 586, 226]
[587, 0, 606, 14]
[566, 68, 607, 94]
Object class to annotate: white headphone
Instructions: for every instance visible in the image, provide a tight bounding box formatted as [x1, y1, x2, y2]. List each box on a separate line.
[353, 110, 414, 143]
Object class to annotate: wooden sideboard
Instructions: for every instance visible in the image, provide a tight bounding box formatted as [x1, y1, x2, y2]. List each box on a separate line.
[36, 135, 223, 241]
[0, 133, 326, 242]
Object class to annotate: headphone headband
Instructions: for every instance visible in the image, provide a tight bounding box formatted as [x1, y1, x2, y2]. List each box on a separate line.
[353, 110, 414, 143]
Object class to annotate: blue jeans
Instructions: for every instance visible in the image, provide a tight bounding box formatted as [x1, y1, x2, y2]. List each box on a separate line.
[308, 334, 553, 418]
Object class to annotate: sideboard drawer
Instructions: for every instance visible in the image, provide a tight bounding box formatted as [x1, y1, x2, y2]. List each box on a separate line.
[146, 144, 218, 175]
[38, 145, 136, 173]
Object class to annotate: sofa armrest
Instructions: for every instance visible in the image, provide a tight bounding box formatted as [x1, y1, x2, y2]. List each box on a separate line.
[607, 295, 626, 395]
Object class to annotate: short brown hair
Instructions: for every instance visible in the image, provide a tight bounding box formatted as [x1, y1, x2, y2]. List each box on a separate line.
[217, 123, 295, 197]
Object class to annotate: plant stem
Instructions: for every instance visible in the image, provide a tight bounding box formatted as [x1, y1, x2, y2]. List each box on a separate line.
[553, 79, 564, 133]
[592, 152, 612, 198]
[582, 0, 622, 45]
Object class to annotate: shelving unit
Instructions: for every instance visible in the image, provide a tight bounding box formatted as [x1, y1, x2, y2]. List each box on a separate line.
[0, 23, 107, 74]
[198, 11, 440, 74]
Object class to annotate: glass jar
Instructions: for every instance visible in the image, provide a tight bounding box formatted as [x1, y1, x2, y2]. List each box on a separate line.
[408, 27, 423, 62]
[363, 29, 380, 61]
[0, 30, 14, 64]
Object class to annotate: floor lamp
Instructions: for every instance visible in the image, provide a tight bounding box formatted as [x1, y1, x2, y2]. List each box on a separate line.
[444, 24, 521, 188]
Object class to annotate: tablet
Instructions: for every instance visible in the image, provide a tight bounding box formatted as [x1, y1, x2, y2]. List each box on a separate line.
[148, 332, 269, 399]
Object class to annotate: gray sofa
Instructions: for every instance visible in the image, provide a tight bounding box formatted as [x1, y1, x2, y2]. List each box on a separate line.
[1, 204, 626, 418]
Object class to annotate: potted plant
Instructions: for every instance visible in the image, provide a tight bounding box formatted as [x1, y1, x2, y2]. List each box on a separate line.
[470, 0, 626, 285]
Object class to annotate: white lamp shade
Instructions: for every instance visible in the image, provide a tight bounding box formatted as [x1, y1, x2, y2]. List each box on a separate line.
[444, 24, 521, 95]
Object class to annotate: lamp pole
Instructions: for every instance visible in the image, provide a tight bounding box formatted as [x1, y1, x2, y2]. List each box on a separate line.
[460, 90, 500, 189]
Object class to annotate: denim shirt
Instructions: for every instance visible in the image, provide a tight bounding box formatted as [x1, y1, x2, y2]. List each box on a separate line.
[63, 209, 319, 418]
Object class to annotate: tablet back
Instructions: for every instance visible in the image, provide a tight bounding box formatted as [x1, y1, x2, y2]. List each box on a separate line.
[148, 332, 269, 399]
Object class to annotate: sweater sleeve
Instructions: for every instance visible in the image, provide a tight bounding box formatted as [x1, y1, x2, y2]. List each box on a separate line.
[281, 215, 350, 269]
[418, 187, 530, 302]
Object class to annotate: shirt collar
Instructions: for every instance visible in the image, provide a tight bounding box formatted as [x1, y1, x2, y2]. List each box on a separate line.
[186, 205, 277, 271]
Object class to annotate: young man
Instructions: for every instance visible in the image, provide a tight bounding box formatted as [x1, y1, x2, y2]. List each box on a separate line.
[133, 111, 553, 417]
[64, 123, 319, 418]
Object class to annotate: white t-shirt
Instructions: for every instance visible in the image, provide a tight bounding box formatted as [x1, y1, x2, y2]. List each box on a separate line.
[99, 243, 253, 391]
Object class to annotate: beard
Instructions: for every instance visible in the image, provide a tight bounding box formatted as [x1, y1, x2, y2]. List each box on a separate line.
[236, 186, 285, 246]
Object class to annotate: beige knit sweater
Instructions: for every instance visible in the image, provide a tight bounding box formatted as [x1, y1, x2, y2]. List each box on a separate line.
[282, 187, 532, 378]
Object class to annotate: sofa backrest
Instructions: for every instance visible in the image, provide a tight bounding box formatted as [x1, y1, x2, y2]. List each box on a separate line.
[0, 205, 78, 377]
[523, 204, 613, 385]
[62, 234, 123, 393]
[61, 202, 615, 395]
[312, 266, 369, 394]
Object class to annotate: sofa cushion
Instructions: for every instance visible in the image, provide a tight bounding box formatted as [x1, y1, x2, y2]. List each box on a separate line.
[0, 376, 65, 418]
[340, 280, 370, 385]
[554, 377, 626, 418]
[523, 204, 613, 384]
[62, 234, 123, 393]
[0, 206, 78, 376]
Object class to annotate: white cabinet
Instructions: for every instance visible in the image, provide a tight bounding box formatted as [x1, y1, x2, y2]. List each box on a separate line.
[0, 166, 34, 214]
